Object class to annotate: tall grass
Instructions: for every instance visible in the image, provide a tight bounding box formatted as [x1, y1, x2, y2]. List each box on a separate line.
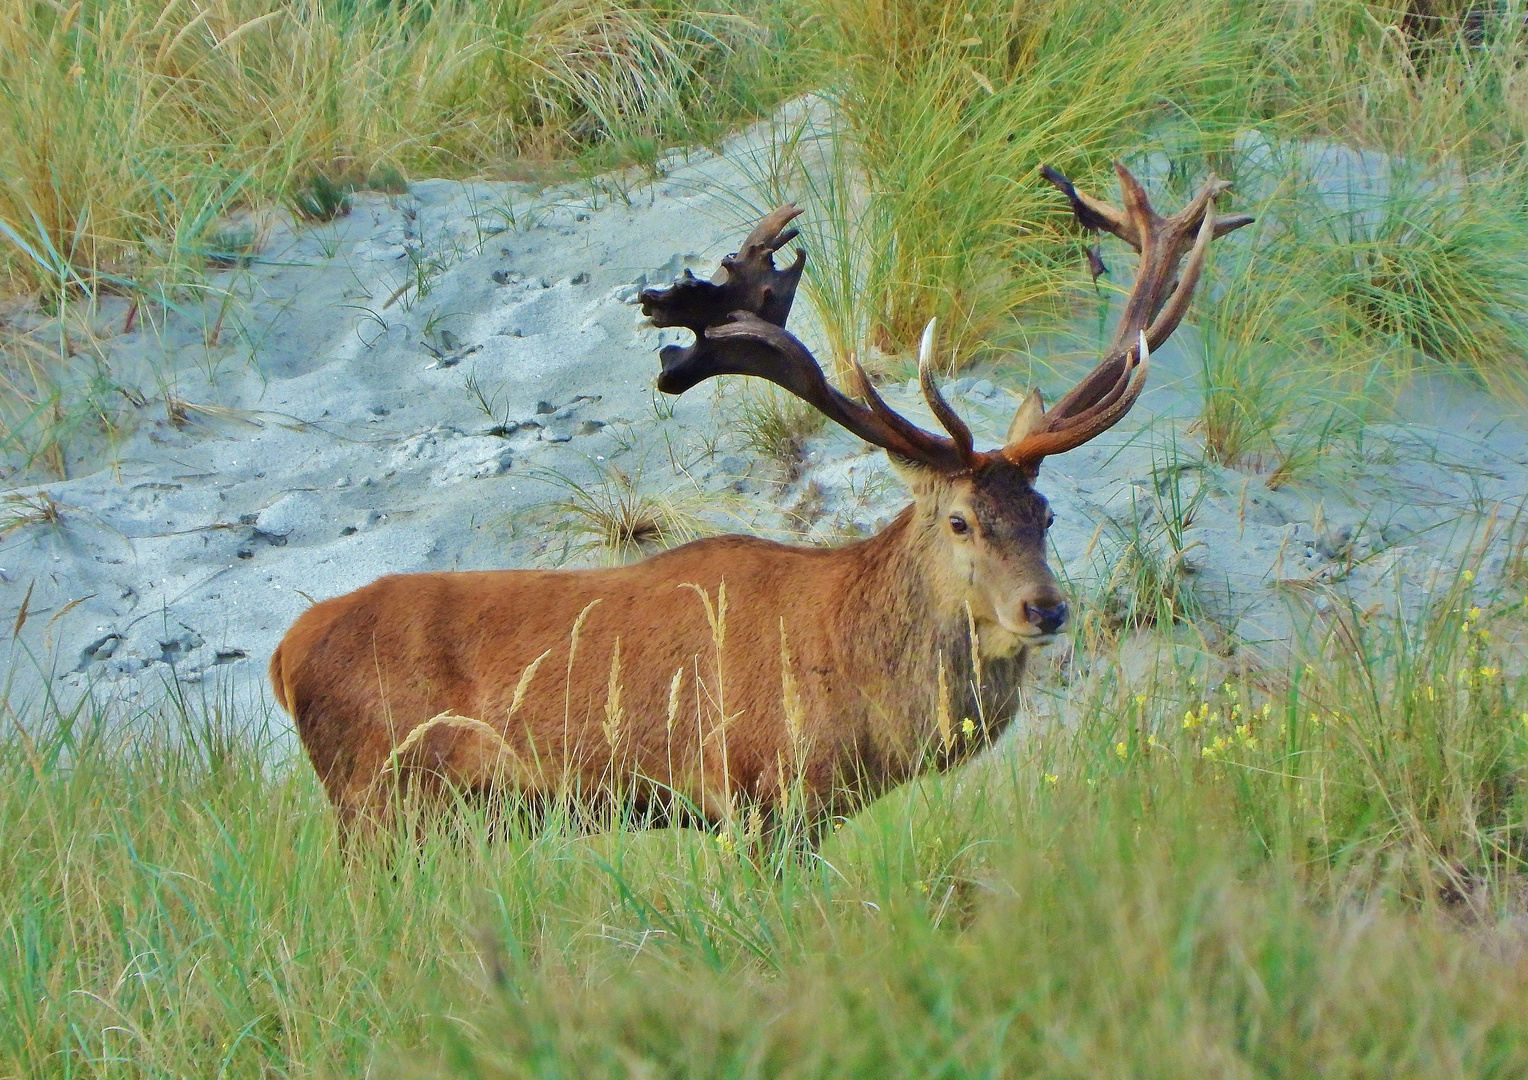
[760, 0, 1268, 370]
[7, 0, 1528, 483]
[0, 0, 809, 479]
[0, 0, 798, 299]
[2, 573, 1524, 1076]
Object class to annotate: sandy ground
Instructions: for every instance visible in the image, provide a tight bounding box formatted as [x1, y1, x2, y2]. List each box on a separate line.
[2, 103, 1525, 733]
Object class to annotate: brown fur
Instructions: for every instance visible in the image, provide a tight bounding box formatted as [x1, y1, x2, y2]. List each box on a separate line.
[270, 461, 1060, 834]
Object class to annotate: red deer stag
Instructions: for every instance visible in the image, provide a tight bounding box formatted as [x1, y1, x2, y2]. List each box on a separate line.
[270, 164, 1250, 837]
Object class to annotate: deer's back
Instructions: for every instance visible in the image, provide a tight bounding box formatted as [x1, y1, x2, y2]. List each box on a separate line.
[271, 533, 857, 815]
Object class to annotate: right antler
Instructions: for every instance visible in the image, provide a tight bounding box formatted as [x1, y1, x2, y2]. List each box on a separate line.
[1000, 164, 1254, 467]
[639, 167, 1251, 475]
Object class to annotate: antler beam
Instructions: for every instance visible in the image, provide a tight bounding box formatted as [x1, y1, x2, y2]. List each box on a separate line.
[638, 208, 976, 473]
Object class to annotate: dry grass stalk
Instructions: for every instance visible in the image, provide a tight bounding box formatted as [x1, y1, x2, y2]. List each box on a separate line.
[376, 710, 513, 786]
[778, 617, 807, 767]
[936, 653, 954, 753]
[563, 597, 603, 751]
[681, 580, 734, 820]
[965, 601, 986, 734]
[665, 667, 684, 735]
[508, 647, 552, 720]
[602, 637, 624, 751]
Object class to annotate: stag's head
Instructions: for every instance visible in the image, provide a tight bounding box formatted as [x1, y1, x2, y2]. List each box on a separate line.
[640, 164, 1252, 652]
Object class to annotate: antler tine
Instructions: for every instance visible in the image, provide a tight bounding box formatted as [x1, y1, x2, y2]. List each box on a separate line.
[736, 204, 804, 261]
[1041, 165, 1142, 251]
[1002, 332, 1150, 464]
[916, 319, 975, 466]
[1108, 163, 1170, 358]
[1145, 194, 1217, 350]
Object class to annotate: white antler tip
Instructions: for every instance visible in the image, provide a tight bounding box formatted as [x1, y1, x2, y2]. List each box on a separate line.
[1137, 329, 1150, 366]
[918, 317, 938, 370]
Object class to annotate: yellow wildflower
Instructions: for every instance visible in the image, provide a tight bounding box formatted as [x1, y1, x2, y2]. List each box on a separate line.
[1115, 741, 1128, 760]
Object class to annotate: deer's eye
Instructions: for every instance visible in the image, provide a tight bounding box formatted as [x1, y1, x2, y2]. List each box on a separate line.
[948, 514, 969, 535]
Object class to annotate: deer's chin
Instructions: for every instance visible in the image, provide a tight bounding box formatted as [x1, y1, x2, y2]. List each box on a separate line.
[973, 619, 1025, 659]
[977, 617, 1057, 658]
[986, 614, 1060, 655]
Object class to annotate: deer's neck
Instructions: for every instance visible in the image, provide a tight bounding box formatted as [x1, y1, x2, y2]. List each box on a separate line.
[832, 505, 1027, 761]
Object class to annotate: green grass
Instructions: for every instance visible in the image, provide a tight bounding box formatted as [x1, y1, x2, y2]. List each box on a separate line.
[2, 575, 1525, 1077]
[721, 375, 826, 477]
[520, 461, 719, 565]
[0, 0, 813, 478]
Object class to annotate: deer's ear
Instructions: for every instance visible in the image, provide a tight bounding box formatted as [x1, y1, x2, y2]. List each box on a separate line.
[887, 454, 945, 498]
[1005, 387, 1045, 445]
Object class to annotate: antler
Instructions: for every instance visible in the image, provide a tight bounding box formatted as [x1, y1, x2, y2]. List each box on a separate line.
[639, 207, 978, 473]
[638, 204, 807, 394]
[657, 310, 977, 472]
[1000, 163, 1254, 467]
[638, 174, 1250, 476]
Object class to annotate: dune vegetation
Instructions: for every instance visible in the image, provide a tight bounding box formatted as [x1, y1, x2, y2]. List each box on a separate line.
[3, 1, 1528, 1076]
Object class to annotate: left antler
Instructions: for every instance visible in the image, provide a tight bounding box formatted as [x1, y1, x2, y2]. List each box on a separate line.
[638, 204, 806, 394]
[638, 207, 979, 473]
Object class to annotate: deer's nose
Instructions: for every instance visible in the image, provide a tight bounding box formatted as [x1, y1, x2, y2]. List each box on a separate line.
[1022, 601, 1069, 635]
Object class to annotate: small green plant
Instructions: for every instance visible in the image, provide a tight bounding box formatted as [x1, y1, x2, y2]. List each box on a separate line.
[287, 173, 353, 223]
[525, 463, 713, 565]
[1313, 179, 1528, 388]
[648, 388, 678, 422]
[725, 376, 826, 476]
[1083, 449, 1212, 639]
[0, 322, 131, 480]
[201, 221, 261, 269]
[365, 161, 409, 195]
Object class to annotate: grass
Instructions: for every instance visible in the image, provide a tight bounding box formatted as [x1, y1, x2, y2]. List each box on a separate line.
[0, 0, 813, 478]
[1074, 444, 1216, 641]
[721, 375, 827, 477]
[1, 573, 1524, 1077]
[0, 0, 805, 299]
[6, 1, 1528, 482]
[522, 461, 717, 565]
